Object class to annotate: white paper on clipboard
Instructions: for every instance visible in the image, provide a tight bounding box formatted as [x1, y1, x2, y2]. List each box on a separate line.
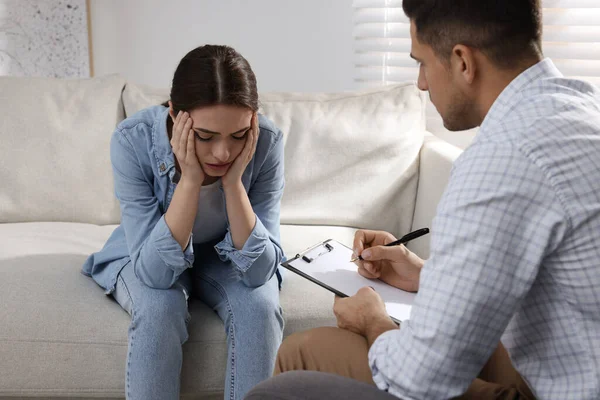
[282, 239, 416, 322]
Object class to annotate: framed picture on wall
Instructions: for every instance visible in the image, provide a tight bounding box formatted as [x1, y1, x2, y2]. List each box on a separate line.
[0, 0, 93, 78]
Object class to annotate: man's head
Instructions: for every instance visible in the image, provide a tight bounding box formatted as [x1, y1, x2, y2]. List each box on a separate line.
[403, 0, 543, 131]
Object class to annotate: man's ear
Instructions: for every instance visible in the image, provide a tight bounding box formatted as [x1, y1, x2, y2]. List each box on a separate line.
[451, 44, 477, 85]
[168, 100, 176, 122]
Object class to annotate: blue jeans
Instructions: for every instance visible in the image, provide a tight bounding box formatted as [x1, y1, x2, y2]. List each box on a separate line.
[111, 247, 284, 400]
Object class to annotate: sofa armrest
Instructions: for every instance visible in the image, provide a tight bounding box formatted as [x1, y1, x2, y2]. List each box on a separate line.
[407, 133, 463, 259]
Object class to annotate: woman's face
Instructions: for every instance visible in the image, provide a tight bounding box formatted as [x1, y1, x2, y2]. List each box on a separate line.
[185, 104, 253, 177]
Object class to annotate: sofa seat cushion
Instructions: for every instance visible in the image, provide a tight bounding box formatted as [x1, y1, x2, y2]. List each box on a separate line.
[0, 222, 356, 398]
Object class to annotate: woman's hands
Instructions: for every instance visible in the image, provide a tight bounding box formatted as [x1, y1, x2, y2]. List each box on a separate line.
[222, 113, 259, 189]
[165, 108, 206, 250]
[170, 109, 205, 187]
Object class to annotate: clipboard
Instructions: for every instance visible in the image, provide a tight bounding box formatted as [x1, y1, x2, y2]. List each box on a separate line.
[281, 239, 416, 323]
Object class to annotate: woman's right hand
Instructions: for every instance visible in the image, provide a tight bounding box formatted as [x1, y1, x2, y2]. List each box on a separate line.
[353, 229, 424, 293]
[170, 110, 205, 186]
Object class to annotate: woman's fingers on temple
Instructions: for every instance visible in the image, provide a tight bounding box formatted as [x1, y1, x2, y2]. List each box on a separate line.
[179, 116, 191, 153]
[175, 111, 183, 136]
[252, 125, 258, 155]
[186, 125, 195, 158]
[245, 127, 255, 160]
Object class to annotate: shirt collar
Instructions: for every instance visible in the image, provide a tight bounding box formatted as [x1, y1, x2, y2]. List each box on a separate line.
[480, 58, 563, 133]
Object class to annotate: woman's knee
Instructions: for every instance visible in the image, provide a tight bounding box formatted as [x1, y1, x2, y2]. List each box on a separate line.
[117, 263, 189, 322]
[133, 285, 190, 339]
[142, 285, 187, 316]
[231, 280, 283, 329]
[241, 267, 275, 288]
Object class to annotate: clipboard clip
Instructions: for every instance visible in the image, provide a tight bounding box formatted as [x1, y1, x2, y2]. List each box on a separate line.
[298, 242, 334, 263]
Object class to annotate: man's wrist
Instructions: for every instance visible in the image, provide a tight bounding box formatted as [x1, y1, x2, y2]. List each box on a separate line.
[365, 317, 399, 349]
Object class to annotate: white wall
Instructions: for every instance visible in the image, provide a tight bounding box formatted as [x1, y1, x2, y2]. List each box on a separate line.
[90, 0, 355, 93]
[90, 0, 476, 149]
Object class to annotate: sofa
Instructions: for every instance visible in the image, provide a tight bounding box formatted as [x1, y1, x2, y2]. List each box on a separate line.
[0, 74, 462, 399]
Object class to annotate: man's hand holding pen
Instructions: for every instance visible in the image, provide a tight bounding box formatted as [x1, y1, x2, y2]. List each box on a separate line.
[351, 229, 426, 293]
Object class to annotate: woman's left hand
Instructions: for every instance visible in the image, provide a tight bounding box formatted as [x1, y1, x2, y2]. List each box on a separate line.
[222, 113, 259, 189]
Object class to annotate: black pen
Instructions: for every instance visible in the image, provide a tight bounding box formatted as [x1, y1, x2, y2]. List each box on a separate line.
[350, 228, 430, 263]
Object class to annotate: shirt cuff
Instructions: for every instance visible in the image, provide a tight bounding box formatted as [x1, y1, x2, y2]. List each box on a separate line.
[153, 215, 195, 274]
[214, 215, 268, 272]
[369, 324, 405, 391]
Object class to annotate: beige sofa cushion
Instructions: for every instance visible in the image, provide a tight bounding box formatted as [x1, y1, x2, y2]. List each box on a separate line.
[0, 75, 126, 225]
[261, 85, 425, 235]
[123, 83, 426, 236]
[122, 81, 168, 117]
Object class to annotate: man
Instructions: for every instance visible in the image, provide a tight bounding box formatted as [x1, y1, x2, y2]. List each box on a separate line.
[246, 0, 600, 399]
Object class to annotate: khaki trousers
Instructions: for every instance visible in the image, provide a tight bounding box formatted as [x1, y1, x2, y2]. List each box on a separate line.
[274, 327, 535, 399]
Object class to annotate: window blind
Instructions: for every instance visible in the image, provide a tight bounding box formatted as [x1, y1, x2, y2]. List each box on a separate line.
[353, 0, 600, 86]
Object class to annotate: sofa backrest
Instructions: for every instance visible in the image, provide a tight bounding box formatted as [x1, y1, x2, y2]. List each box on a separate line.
[0, 75, 125, 225]
[1, 76, 425, 236]
[123, 82, 426, 236]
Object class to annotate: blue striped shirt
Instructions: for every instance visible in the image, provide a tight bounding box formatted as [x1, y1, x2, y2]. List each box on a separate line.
[369, 59, 600, 400]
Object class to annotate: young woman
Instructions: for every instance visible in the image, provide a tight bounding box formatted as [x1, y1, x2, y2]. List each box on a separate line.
[82, 45, 285, 400]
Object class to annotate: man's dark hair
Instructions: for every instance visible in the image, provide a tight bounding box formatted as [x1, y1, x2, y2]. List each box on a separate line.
[403, 0, 543, 68]
[164, 44, 258, 113]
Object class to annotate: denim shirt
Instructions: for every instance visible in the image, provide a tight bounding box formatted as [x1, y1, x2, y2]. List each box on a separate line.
[82, 105, 285, 292]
